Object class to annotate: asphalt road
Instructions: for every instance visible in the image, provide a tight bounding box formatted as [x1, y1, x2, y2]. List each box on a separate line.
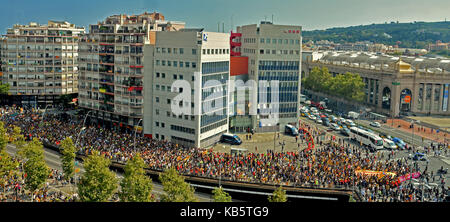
[5, 143, 215, 202]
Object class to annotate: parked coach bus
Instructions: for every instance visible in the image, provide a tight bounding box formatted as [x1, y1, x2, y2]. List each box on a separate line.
[349, 127, 383, 151]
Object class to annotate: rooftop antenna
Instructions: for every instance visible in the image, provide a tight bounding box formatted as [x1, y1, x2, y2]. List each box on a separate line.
[222, 22, 225, 33]
[272, 15, 274, 24]
[218, 22, 220, 32]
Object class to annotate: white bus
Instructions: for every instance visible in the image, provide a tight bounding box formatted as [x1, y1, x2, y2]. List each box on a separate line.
[349, 127, 383, 150]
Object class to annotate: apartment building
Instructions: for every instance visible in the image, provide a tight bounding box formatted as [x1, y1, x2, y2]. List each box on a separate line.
[77, 12, 185, 129]
[230, 22, 302, 132]
[143, 30, 230, 148]
[0, 21, 85, 107]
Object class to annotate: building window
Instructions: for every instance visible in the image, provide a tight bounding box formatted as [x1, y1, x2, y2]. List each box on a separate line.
[173, 61, 178, 67]
[260, 50, 264, 55]
[162, 48, 166, 53]
[162, 73, 166, 78]
[173, 74, 177, 80]
[180, 48, 184, 54]
[179, 75, 183, 80]
[203, 49, 206, 55]
[156, 60, 160, 66]
[155, 122, 159, 127]
[155, 109, 159, 115]
[185, 62, 190, 68]
[192, 49, 197, 55]
[260, 38, 265, 43]
[156, 72, 160, 78]
[162, 60, 166, 66]
[156, 48, 161, 53]
[278, 39, 282, 44]
[179, 61, 184, 68]
[207, 49, 210, 54]
[167, 99, 171, 104]
[192, 62, 197, 68]
[173, 48, 178, 54]
[156, 97, 160, 103]
[296, 40, 300, 45]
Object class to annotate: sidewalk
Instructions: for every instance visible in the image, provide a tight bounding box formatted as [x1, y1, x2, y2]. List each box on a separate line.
[385, 119, 450, 145]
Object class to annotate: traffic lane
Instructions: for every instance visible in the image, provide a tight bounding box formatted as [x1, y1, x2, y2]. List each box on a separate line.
[6, 143, 214, 202]
[357, 120, 433, 147]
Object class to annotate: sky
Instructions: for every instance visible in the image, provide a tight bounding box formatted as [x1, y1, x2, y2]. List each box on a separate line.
[1, 0, 449, 34]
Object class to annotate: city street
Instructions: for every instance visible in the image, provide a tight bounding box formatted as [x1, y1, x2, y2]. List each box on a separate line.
[5, 143, 215, 202]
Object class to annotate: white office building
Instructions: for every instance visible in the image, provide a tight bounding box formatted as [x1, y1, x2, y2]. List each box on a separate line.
[143, 29, 230, 148]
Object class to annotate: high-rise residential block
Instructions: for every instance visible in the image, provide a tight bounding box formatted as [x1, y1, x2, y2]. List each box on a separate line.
[0, 21, 85, 107]
[77, 12, 185, 129]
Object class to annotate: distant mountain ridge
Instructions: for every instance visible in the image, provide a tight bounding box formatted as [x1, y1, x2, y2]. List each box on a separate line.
[303, 21, 450, 49]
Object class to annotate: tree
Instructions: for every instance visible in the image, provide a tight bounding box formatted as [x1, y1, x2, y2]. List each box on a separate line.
[0, 83, 10, 95]
[159, 167, 197, 202]
[119, 154, 154, 202]
[268, 186, 287, 202]
[77, 151, 118, 202]
[22, 139, 50, 191]
[212, 186, 232, 202]
[11, 126, 26, 150]
[0, 121, 8, 152]
[0, 150, 19, 193]
[60, 137, 76, 182]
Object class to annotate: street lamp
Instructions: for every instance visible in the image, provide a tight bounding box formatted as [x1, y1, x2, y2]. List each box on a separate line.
[134, 119, 143, 151]
[76, 110, 92, 148]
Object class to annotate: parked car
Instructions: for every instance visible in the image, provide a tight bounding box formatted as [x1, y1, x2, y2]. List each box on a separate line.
[370, 121, 381, 128]
[315, 118, 323, 124]
[285, 124, 299, 136]
[220, 134, 242, 145]
[383, 138, 398, 150]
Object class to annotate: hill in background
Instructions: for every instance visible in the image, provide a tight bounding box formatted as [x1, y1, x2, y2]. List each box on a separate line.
[303, 21, 450, 49]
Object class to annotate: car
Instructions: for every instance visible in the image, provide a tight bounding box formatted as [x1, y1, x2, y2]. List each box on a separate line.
[285, 124, 299, 136]
[379, 133, 393, 140]
[305, 100, 312, 105]
[346, 120, 356, 127]
[409, 153, 428, 161]
[370, 121, 381, 128]
[383, 138, 398, 150]
[315, 118, 323, 124]
[341, 127, 350, 136]
[309, 115, 316, 120]
[392, 137, 406, 149]
[330, 123, 340, 131]
[323, 121, 331, 127]
[220, 134, 243, 145]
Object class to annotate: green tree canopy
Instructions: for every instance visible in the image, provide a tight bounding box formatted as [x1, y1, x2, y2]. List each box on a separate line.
[0, 121, 8, 152]
[60, 137, 76, 181]
[0, 83, 10, 95]
[303, 67, 365, 102]
[212, 186, 232, 202]
[21, 139, 50, 191]
[268, 186, 287, 202]
[159, 167, 197, 202]
[0, 150, 19, 192]
[77, 151, 118, 202]
[119, 154, 154, 202]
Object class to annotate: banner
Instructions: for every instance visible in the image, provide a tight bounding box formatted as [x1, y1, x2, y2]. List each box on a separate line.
[397, 172, 421, 184]
[443, 84, 449, 112]
[355, 170, 396, 178]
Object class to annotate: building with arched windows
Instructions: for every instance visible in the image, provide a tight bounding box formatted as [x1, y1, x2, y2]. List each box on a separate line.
[302, 51, 450, 117]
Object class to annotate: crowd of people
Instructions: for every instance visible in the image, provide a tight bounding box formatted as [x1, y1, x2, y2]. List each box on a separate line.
[1, 106, 448, 202]
[0, 156, 77, 202]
